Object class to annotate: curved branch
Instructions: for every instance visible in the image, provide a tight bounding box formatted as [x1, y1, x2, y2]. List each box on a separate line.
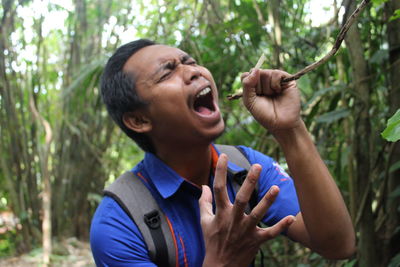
[227, 0, 371, 100]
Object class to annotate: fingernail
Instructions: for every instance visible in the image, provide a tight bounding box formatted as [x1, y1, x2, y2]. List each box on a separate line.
[249, 68, 257, 75]
[219, 153, 227, 160]
[270, 185, 278, 194]
[253, 163, 262, 171]
[288, 215, 296, 224]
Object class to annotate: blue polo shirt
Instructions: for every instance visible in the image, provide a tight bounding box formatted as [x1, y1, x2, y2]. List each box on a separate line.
[90, 145, 300, 266]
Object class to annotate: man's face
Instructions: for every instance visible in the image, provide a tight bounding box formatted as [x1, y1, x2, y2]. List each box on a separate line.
[123, 45, 225, 149]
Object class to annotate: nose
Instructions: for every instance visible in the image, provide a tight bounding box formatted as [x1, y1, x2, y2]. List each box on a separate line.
[182, 65, 201, 84]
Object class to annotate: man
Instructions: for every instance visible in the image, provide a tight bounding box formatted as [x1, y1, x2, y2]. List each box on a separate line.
[90, 39, 356, 266]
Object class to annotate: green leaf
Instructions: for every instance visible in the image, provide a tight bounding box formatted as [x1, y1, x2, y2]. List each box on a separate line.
[372, 0, 389, 6]
[304, 85, 342, 109]
[309, 252, 321, 260]
[343, 259, 357, 267]
[370, 49, 388, 64]
[389, 9, 400, 22]
[316, 108, 350, 124]
[389, 253, 400, 267]
[394, 226, 400, 235]
[389, 185, 400, 199]
[389, 161, 400, 173]
[381, 109, 400, 142]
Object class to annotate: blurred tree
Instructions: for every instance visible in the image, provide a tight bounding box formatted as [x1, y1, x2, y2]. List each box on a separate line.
[384, 0, 400, 265]
[344, 0, 375, 266]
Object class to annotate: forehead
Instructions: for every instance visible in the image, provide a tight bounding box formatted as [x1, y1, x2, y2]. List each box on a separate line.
[123, 44, 187, 79]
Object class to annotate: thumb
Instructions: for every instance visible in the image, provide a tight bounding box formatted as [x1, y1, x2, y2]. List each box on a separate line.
[259, 215, 296, 242]
[241, 68, 259, 91]
[199, 185, 214, 217]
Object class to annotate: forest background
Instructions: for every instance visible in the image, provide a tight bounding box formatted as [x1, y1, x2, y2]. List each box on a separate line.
[1, 0, 400, 266]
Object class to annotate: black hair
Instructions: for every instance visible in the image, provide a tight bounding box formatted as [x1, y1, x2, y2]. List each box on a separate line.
[100, 39, 156, 153]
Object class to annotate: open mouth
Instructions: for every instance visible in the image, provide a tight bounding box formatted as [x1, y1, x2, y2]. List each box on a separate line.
[193, 87, 216, 115]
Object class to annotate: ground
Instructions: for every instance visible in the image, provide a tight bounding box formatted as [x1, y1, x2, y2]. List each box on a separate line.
[0, 238, 95, 267]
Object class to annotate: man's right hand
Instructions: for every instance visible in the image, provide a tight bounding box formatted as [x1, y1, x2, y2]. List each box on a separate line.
[199, 154, 295, 267]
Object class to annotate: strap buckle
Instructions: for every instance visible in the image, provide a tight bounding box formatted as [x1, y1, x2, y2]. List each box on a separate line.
[144, 210, 161, 229]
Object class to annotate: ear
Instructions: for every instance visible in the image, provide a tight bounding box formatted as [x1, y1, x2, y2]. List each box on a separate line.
[122, 111, 152, 133]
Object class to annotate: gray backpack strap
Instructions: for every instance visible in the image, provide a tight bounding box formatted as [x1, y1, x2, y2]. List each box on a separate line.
[103, 171, 176, 267]
[215, 144, 257, 213]
[215, 144, 251, 170]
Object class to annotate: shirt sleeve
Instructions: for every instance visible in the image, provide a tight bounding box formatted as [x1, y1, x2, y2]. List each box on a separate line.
[90, 196, 157, 267]
[238, 146, 300, 226]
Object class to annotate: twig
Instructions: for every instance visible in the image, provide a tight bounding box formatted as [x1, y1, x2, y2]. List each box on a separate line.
[227, 0, 371, 100]
[253, 53, 266, 70]
[227, 53, 266, 100]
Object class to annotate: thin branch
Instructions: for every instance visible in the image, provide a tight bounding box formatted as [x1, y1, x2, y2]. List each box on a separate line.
[29, 94, 53, 266]
[227, 54, 265, 100]
[228, 0, 371, 100]
[284, 0, 370, 82]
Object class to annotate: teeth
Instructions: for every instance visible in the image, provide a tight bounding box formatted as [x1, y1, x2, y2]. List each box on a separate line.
[196, 87, 211, 98]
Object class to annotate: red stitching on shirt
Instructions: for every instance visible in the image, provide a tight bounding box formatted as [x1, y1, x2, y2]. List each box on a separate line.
[179, 235, 188, 267]
[136, 172, 149, 183]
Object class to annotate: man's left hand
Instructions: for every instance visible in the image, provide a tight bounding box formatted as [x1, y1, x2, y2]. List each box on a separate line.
[241, 69, 301, 134]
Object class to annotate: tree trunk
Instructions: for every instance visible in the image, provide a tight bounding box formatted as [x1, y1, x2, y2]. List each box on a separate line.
[384, 0, 400, 265]
[268, 0, 282, 68]
[0, 0, 41, 252]
[343, 1, 377, 266]
[29, 95, 53, 266]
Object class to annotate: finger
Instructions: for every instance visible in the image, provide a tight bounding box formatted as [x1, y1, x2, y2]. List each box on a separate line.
[270, 70, 285, 94]
[255, 69, 262, 95]
[278, 70, 295, 89]
[199, 185, 214, 218]
[241, 68, 260, 92]
[213, 154, 230, 213]
[256, 82, 262, 95]
[259, 70, 274, 96]
[246, 185, 280, 227]
[240, 72, 250, 81]
[258, 215, 296, 242]
[241, 68, 260, 108]
[232, 164, 262, 220]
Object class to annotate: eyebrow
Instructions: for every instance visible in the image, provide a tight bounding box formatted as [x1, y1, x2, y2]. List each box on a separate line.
[150, 53, 193, 78]
[180, 54, 191, 63]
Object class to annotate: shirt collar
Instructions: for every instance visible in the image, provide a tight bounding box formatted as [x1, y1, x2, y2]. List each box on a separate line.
[142, 144, 246, 199]
[143, 152, 186, 199]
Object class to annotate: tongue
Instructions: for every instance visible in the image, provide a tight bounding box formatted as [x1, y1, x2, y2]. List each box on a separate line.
[197, 106, 212, 115]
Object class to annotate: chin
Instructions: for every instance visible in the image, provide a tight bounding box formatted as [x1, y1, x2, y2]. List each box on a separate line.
[205, 119, 225, 143]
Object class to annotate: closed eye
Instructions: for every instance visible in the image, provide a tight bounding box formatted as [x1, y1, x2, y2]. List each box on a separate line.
[159, 72, 171, 82]
[158, 61, 177, 82]
[186, 60, 196, 65]
[181, 54, 196, 66]
[157, 57, 196, 82]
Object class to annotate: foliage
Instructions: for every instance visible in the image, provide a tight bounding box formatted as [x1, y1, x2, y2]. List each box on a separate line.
[382, 109, 400, 142]
[389, 8, 400, 21]
[0, 231, 16, 257]
[389, 253, 400, 267]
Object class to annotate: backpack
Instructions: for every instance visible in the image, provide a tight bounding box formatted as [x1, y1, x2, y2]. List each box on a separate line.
[103, 145, 257, 267]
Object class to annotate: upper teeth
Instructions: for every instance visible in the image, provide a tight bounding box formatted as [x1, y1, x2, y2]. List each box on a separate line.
[197, 87, 211, 98]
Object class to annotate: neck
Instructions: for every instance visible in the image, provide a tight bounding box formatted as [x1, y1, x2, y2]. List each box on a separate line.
[154, 142, 212, 187]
